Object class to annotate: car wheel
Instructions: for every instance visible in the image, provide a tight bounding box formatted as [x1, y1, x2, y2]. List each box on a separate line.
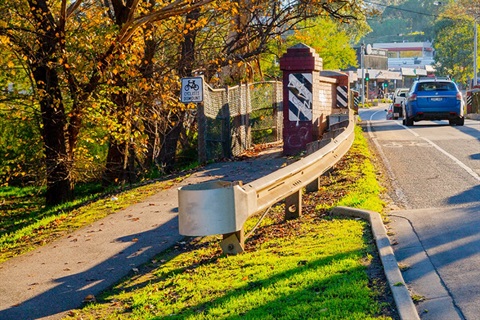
[449, 119, 455, 126]
[457, 118, 464, 126]
[406, 117, 414, 126]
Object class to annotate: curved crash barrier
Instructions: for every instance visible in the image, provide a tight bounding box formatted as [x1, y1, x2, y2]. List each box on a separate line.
[178, 108, 355, 254]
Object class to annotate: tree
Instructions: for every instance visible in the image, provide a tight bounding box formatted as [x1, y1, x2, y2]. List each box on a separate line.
[287, 17, 359, 70]
[363, 0, 442, 43]
[0, 0, 368, 205]
[0, 0, 214, 204]
[433, 0, 479, 84]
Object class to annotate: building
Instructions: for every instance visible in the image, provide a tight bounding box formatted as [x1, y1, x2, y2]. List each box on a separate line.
[373, 41, 435, 69]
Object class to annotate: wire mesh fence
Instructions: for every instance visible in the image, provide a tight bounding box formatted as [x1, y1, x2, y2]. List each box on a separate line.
[199, 81, 283, 162]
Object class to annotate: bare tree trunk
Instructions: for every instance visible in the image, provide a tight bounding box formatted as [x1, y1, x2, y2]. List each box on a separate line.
[141, 16, 159, 170]
[102, 74, 131, 186]
[27, 0, 73, 205]
[33, 64, 73, 205]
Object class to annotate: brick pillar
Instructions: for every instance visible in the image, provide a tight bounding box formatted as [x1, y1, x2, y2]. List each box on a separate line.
[280, 43, 323, 155]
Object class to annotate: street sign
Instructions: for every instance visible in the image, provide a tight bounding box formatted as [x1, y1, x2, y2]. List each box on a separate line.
[180, 77, 204, 103]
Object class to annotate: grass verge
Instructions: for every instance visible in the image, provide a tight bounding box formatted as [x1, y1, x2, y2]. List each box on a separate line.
[0, 177, 187, 263]
[61, 125, 397, 320]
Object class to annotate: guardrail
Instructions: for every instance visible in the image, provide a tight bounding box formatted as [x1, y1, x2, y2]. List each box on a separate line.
[178, 108, 355, 254]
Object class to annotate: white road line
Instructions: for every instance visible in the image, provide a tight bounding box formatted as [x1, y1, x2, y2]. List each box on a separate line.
[395, 122, 480, 183]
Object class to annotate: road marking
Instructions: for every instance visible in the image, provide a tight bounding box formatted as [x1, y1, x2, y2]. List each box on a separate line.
[367, 111, 410, 209]
[395, 122, 480, 183]
[382, 141, 432, 148]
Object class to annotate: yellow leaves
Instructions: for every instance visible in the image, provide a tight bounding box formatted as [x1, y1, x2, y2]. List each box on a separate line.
[7, 61, 15, 68]
[0, 35, 10, 45]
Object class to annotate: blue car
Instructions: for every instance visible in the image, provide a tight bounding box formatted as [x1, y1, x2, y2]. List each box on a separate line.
[403, 78, 464, 126]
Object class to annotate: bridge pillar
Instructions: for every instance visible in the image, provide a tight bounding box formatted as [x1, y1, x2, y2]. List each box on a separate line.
[280, 43, 323, 155]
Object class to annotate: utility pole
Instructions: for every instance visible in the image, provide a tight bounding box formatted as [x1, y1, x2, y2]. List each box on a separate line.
[475, 19, 478, 86]
[361, 43, 365, 106]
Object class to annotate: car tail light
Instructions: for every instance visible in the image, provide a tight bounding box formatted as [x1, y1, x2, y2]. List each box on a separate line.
[456, 92, 462, 100]
[408, 94, 417, 101]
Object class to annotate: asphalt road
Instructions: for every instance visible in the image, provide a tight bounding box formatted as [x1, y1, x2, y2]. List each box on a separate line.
[361, 105, 480, 320]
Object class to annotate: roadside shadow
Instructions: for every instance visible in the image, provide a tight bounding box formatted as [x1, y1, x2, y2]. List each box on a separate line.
[193, 157, 288, 184]
[0, 217, 184, 320]
[447, 185, 480, 205]
[392, 203, 480, 286]
[452, 121, 480, 141]
[471, 153, 480, 160]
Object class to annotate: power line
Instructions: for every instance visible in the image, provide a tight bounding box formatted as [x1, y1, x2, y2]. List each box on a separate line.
[364, 0, 441, 18]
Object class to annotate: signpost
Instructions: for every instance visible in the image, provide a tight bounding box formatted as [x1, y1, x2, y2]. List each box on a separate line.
[180, 77, 204, 103]
[180, 76, 206, 163]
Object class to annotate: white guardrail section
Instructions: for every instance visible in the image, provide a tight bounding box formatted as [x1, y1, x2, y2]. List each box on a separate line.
[178, 109, 355, 252]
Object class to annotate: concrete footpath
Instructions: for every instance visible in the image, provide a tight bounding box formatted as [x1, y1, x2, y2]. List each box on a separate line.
[0, 153, 287, 320]
[0, 149, 417, 320]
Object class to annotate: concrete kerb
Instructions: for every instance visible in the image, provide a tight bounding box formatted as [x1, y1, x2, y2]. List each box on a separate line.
[331, 206, 420, 320]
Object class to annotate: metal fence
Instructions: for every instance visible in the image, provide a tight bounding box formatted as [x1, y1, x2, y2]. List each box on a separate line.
[198, 81, 283, 162]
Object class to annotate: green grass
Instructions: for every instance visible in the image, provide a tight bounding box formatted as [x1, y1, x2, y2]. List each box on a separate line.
[0, 178, 186, 263]
[311, 126, 385, 215]
[68, 219, 388, 319]
[62, 125, 394, 319]
[1, 124, 395, 319]
[337, 126, 385, 213]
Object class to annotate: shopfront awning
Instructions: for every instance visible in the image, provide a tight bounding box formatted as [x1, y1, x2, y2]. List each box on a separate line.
[401, 68, 427, 77]
[356, 69, 402, 80]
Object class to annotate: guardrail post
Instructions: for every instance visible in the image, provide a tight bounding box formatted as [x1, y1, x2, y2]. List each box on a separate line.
[306, 179, 320, 193]
[285, 190, 302, 220]
[220, 228, 245, 254]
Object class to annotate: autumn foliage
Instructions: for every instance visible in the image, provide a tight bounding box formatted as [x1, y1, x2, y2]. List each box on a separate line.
[0, 0, 366, 205]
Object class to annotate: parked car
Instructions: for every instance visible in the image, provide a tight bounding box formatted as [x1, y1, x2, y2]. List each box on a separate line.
[393, 88, 409, 118]
[385, 103, 395, 120]
[403, 78, 464, 126]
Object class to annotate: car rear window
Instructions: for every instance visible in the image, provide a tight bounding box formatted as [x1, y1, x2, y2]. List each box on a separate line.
[417, 82, 456, 92]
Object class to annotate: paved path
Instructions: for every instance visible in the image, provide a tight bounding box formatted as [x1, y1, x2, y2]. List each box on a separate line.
[0, 153, 287, 320]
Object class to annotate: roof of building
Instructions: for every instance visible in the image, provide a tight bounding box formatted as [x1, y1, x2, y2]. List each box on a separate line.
[373, 41, 434, 52]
